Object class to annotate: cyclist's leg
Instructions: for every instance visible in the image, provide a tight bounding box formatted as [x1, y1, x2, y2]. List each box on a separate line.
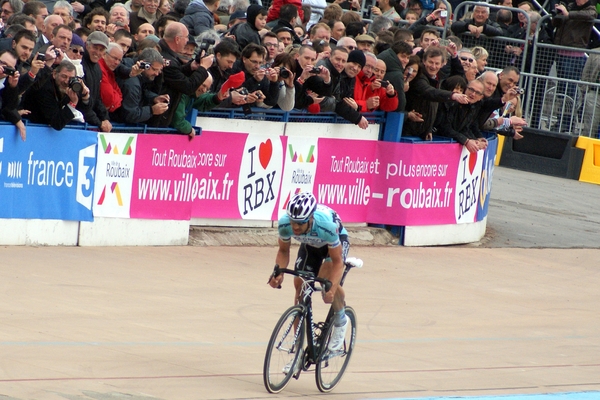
[318, 236, 350, 313]
[293, 243, 323, 304]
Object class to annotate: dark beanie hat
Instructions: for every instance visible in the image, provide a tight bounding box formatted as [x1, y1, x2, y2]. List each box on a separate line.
[347, 50, 366, 68]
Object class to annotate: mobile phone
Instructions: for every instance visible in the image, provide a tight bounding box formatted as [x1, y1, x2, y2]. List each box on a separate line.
[406, 67, 414, 75]
[440, 10, 447, 17]
[439, 39, 449, 46]
[36, 53, 46, 61]
[380, 80, 389, 88]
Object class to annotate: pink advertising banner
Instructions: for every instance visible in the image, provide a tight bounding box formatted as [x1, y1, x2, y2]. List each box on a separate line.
[312, 139, 482, 226]
[311, 138, 379, 223]
[124, 130, 493, 225]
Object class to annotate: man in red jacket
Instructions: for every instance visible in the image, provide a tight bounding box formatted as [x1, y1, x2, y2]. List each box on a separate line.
[99, 42, 125, 113]
[353, 51, 398, 112]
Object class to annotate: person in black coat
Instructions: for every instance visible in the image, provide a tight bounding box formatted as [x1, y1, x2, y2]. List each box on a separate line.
[22, 60, 92, 131]
[80, 31, 113, 131]
[434, 79, 488, 153]
[0, 49, 26, 140]
[226, 42, 280, 108]
[230, 4, 267, 51]
[148, 22, 213, 127]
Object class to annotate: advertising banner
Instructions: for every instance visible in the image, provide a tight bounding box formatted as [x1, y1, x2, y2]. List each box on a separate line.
[0, 126, 97, 221]
[2, 124, 497, 228]
[311, 138, 379, 223]
[129, 133, 204, 220]
[93, 133, 137, 218]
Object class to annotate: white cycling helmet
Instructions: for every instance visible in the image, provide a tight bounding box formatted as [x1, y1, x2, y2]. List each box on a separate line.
[286, 192, 317, 223]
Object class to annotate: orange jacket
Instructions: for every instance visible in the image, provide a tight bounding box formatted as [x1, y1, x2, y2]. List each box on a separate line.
[354, 70, 398, 112]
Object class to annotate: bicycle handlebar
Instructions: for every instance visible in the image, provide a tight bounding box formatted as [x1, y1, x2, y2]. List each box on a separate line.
[269, 265, 332, 293]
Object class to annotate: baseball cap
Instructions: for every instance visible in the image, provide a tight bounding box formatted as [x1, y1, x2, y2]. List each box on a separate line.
[355, 34, 375, 43]
[87, 31, 109, 48]
[230, 10, 247, 20]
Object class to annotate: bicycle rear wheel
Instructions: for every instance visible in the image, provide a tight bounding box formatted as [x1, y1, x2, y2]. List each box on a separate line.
[315, 306, 356, 393]
[263, 305, 306, 393]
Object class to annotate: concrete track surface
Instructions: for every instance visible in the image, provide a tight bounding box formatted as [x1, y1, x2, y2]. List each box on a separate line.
[1, 245, 599, 400]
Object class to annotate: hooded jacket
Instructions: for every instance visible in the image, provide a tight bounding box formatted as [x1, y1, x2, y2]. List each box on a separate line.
[180, 0, 215, 36]
[377, 47, 406, 111]
[230, 5, 264, 51]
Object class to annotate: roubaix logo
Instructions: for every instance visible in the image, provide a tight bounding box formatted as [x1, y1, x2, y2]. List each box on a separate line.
[237, 136, 284, 220]
[279, 138, 319, 215]
[454, 148, 483, 223]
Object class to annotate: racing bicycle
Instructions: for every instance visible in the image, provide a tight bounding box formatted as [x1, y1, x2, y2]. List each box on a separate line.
[263, 257, 363, 393]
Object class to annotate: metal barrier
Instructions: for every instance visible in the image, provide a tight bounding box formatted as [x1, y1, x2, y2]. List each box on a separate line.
[452, 2, 531, 73]
[522, 14, 600, 138]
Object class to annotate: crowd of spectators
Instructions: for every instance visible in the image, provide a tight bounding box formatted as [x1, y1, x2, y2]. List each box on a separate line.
[0, 0, 598, 144]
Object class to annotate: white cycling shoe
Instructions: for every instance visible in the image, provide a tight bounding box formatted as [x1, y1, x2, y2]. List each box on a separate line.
[327, 315, 348, 351]
[282, 349, 303, 375]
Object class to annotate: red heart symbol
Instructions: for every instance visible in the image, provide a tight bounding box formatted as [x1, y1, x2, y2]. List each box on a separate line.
[259, 139, 273, 169]
[468, 151, 477, 175]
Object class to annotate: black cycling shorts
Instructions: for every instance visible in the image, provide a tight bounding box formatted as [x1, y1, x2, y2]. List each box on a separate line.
[294, 235, 350, 276]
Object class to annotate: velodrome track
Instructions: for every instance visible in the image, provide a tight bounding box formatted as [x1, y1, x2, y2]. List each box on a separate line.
[1, 167, 599, 400]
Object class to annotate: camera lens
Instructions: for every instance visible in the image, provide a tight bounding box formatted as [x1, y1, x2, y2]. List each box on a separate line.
[279, 68, 290, 79]
[69, 77, 83, 94]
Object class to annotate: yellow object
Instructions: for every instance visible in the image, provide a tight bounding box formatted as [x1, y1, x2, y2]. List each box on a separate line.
[575, 136, 600, 185]
[495, 134, 505, 166]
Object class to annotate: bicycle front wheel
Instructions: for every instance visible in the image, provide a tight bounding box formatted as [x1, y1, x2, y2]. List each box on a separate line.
[315, 306, 357, 393]
[263, 305, 306, 394]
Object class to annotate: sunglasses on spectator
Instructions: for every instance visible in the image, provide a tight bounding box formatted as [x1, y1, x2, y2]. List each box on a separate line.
[466, 86, 483, 96]
[460, 56, 475, 63]
[69, 48, 82, 54]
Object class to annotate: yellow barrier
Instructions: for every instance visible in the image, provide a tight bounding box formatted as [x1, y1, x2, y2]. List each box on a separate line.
[495, 134, 505, 166]
[575, 136, 600, 185]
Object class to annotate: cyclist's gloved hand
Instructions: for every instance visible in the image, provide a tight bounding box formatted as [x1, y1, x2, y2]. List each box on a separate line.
[268, 265, 283, 289]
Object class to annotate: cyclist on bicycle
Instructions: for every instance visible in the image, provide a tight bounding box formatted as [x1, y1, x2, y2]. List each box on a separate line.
[268, 192, 350, 351]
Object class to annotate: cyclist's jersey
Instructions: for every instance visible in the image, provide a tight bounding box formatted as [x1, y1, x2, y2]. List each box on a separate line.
[278, 205, 348, 248]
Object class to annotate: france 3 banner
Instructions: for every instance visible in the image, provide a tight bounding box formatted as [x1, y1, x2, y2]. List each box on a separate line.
[0, 126, 96, 221]
[190, 131, 287, 221]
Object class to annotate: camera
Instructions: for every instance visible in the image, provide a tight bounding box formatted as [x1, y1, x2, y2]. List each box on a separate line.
[279, 67, 291, 79]
[310, 66, 321, 74]
[69, 77, 83, 94]
[36, 53, 46, 61]
[238, 87, 249, 96]
[380, 80, 389, 88]
[515, 87, 524, 95]
[195, 38, 215, 62]
[2, 66, 15, 76]
[440, 10, 447, 17]
[139, 61, 151, 70]
[438, 39, 449, 46]
[256, 92, 263, 99]
[54, 49, 61, 57]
